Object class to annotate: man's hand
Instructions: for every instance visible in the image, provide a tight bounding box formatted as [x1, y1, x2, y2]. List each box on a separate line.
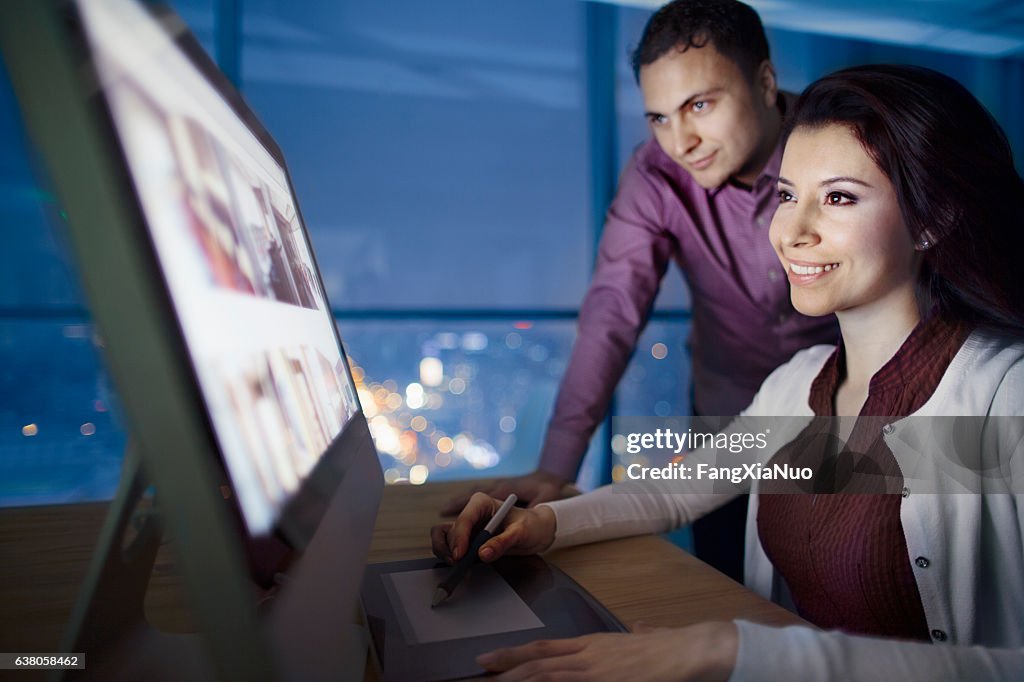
[431, 492, 557, 564]
[475, 621, 738, 681]
[440, 470, 567, 516]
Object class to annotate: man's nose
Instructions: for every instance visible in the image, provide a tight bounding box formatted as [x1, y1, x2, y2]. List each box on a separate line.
[670, 119, 699, 158]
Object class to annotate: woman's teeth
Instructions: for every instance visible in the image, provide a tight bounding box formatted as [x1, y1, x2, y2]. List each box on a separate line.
[790, 262, 839, 275]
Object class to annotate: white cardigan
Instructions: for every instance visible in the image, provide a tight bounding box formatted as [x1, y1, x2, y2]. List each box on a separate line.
[544, 331, 1024, 680]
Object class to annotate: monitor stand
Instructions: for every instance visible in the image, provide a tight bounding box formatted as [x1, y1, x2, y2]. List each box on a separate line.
[57, 434, 376, 682]
[56, 444, 233, 681]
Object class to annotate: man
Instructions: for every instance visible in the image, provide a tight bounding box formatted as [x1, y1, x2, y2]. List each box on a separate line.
[445, 0, 838, 581]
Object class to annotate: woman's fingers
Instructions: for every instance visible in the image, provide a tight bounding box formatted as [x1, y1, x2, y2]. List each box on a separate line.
[432, 493, 555, 564]
[430, 523, 454, 563]
[448, 492, 498, 559]
[478, 520, 524, 561]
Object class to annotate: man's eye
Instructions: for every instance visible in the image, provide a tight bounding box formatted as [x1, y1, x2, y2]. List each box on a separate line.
[826, 191, 855, 205]
[777, 189, 794, 203]
[649, 114, 668, 126]
[692, 101, 707, 112]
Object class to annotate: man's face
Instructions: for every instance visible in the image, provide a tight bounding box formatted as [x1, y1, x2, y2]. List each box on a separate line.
[639, 43, 776, 189]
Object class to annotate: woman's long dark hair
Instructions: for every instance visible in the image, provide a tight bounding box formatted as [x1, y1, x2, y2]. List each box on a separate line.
[786, 64, 1024, 334]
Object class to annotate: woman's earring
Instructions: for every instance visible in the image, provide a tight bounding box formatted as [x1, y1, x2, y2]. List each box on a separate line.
[915, 229, 937, 251]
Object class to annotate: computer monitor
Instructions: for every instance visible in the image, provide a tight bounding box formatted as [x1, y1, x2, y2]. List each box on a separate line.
[0, 0, 383, 679]
[76, 0, 368, 547]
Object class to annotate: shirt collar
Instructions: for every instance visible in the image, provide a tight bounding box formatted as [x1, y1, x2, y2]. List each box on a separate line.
[868, 313, 969, 394]
[808, 312, 971, 417]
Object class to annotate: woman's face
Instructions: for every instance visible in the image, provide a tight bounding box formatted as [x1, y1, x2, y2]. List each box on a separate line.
[769, 124, 919, 319]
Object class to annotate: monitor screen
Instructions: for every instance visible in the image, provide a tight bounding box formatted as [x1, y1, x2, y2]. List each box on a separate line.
[76, 0, 361, 536]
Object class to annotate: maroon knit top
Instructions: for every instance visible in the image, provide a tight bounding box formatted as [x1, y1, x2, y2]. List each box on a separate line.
[756, 314, 970, 639]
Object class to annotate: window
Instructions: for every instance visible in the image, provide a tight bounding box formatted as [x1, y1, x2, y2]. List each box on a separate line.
[4, 1, 1022, 505]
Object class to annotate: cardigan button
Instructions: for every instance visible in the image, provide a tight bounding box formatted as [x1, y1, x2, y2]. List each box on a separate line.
[901, 487, 910, 498]
[931, 629, 948, 642]
[882, 423, 895, 435]
[915, 556, 930, 569]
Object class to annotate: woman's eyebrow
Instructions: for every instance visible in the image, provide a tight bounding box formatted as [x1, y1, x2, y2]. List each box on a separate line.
[820, 176, 873, 188]
[776, 176, 874, 188]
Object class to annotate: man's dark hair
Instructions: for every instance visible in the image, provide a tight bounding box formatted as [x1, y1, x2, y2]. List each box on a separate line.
[631, 0, 770, 82]
[787, 64, 1024, 333]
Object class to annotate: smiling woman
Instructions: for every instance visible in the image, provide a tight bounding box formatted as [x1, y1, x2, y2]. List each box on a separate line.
[434, 64, 1024, 681]
[774, 64, 1024, 417]
[771, 125, 920, 324]
[779, 64, 1024, 334]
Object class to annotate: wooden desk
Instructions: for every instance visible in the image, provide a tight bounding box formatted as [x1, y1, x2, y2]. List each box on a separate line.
[0, 480, 802, 679]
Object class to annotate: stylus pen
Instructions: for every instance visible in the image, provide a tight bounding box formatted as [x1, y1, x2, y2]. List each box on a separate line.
[432, 493, 518, 607]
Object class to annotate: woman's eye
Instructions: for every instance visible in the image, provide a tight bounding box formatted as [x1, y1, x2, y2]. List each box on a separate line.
[826, 191, 855, 205]
[692, 100, 709, 113]
[777, 189, 794, 203]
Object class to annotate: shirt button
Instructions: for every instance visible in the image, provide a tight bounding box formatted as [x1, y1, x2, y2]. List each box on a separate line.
[768, 269, 780, 282]
[882, 423, 895, 435]
[757, 216, 767, 226]
[902, 487, 910, 498]
[931, 629, 948, 642]
[915, 556, 930, 568]
[777, 313, 788, 325]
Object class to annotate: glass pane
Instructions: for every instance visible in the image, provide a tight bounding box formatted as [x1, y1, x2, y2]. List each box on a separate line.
[615, 5, 650, 176]
[239, 0, 591, 309]
[0, 316, 615, 506]
[611, 317, 692, 478]
[339, 318, 606, 486]
[613, 318, 691, 418]
[0, 320, 126, 506]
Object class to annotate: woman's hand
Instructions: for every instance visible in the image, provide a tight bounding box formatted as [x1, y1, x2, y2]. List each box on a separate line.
[475, 621, 738, 681]
[430, 492, 557, 563]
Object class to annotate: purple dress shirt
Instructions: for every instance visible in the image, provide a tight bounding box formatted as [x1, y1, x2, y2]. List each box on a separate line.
[538, 136, 840, 481]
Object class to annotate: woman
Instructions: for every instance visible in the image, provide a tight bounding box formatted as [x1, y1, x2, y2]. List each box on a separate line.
[433, 65, 1024, 680]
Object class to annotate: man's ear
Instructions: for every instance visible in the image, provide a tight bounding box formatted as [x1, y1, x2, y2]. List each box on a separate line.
[757, 60, 778, 109]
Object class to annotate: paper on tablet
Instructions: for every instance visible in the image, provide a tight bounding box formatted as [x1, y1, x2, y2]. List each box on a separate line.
[383, 566, 544, 644]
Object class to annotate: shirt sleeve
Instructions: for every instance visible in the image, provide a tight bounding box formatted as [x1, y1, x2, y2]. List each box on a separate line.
[541, 480, 737, 551]
[731, 620, 1023, 681]
[537, 153, 676, 481]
